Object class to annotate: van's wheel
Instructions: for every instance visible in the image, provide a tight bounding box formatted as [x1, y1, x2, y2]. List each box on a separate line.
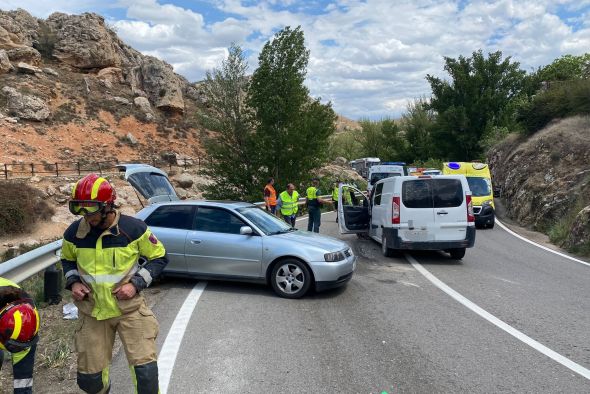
[487, 220, 495, 229]
[271, 259, 311, 299]
[381, 234, 394, 257]
[449, 248, 466, 259]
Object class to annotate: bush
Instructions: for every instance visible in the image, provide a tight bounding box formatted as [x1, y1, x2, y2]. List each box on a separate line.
[518, 79, 590, 135]
[0, 181, 55, 237]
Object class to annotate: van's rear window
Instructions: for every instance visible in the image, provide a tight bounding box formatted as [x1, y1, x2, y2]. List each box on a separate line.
[402, 179, 463, 208]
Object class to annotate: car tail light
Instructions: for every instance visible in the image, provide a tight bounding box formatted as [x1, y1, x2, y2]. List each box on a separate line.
[392, 195, 400, 224]
[466, 194, 475, 223]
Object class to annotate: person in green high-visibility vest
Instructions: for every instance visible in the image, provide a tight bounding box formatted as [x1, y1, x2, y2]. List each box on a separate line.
[332, 181, 340, 223]
[277, 183, 299, 227]
[306, 177, 328, 233]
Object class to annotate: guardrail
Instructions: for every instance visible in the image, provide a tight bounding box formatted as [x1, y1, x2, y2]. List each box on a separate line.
[0, 196, 334, 285]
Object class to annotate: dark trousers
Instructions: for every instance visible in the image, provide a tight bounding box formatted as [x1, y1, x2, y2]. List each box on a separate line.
[307, 207, 321, 233]
[283, 215, 296, 227]
[1, 344, 36, 394]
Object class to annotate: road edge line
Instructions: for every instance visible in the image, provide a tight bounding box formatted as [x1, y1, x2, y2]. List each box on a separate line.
[158, 281, 207, 393]
[406, 254, 590, 381]
[496, 219, 590, 268]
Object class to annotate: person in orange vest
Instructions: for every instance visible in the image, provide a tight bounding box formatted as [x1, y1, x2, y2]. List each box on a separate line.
[0, 277, 40, 394]
[264, 177, 277, 215]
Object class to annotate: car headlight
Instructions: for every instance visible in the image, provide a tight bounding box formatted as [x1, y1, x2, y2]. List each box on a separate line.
[482, 199, 493, 206]
[324, 250, 345, 262]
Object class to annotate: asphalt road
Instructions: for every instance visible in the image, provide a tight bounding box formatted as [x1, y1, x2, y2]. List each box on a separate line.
[110, 212, 590, 393]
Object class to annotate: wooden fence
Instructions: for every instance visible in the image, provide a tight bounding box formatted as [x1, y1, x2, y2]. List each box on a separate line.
[0, 157, 207, 180]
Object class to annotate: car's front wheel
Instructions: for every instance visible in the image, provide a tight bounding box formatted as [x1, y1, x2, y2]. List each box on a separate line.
[271, 259, 312, 299]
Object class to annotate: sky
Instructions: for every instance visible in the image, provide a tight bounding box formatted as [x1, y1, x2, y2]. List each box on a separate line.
[2, 0, 589, 120]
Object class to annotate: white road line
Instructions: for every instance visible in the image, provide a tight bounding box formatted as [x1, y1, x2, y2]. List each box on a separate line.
[296, 210, 333, 222]
[406, 254, 590, 381]
[496, 219, 590, 268]
[158, 281, 207, 394]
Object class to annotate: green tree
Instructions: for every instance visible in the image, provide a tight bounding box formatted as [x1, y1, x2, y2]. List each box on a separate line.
[426, 50, 526, 160]
[402, 98, 435, 162]
[248, 26, 336, 188]
[356, 119, 383, 157]
[199, 44, 261, 201]
[536, 53, 590, 81]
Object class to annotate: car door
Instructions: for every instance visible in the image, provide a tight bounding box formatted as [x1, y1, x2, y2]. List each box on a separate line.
[432, 178, 468, 241]
[338, 184, 369, 234]
[185, 206, 263, 278]
[143, 204, 194, 274]
[370, 182, 385, 240]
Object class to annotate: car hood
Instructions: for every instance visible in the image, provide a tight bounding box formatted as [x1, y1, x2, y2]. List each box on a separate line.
[273, 230, 348, 251]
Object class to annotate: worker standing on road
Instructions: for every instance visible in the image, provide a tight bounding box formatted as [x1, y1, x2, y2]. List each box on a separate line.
[60, 174, 168, 394]
[263, 177, 277, 215]
[306, 177, 327, 233]
[277, 183, 299, 227]
[0, 277, 40, 394]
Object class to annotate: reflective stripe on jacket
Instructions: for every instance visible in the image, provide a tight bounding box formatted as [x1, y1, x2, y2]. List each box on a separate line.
[264, 184, 277, 206]
[279, 191, 299, 216]
[60, 213, 167, 320]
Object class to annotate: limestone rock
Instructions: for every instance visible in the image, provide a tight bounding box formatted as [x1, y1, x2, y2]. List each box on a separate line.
[2, 86, 51, 121]
[140, 56, 185, 112]
[126, 133, 138, 145]
[0, 9, 39, 48]
[133, 96, 152, 113]
[16, 62, 41, 74]
[174, 173, 193, 189]
[112, 96, 131, 105]
[6, 46, 41, 65]
[97, 67, 123, 84]
[42, 67, 58, 77]
[0, 49, 13, 74]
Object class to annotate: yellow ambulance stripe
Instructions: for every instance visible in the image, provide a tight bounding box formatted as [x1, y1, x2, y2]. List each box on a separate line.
[10, 310, 22, 340]
[91, 177, 107, 200]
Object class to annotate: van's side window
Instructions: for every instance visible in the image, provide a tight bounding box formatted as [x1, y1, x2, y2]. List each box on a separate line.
[373, 183, 384, 205]
[432, 179, 463, 208]
[402, 180, 433, 208]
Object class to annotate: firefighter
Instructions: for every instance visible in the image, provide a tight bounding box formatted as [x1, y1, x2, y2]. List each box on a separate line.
[61, 174, 168, 394]
[0, 277, 40, 394]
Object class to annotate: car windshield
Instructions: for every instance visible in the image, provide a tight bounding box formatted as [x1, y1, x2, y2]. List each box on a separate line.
[237, 206, 295, 235]
[370, 172, 402, 185]
[467, 177, 491, 197]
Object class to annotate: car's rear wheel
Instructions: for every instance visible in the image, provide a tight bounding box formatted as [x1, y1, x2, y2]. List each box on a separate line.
[381, 234, 394, 257]
[449, 248, 466, 259]
[271, 259, 311, 299]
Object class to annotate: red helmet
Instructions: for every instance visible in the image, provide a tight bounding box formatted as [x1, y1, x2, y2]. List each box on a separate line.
[0, 301, 39, 353]
[69, 173, 116, 216]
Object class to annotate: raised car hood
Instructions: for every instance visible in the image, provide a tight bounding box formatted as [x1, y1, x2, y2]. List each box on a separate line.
[116, 164, 179, 205]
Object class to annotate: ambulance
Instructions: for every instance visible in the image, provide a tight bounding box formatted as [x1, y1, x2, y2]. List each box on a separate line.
[442, 162, 495, 228]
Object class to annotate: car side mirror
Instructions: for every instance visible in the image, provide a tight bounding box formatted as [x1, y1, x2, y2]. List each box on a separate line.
[240, 226, 253, 235]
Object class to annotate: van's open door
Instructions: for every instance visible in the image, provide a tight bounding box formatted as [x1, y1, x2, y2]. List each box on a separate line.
[338, 184, 369, 234]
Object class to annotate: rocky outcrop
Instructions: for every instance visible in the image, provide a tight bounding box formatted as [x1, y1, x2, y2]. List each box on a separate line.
[139, 56, 185, 112]
[0, 49, 13, 74]
[2, 86, 51, 121]
[46, 12, 122, 69]
[0, 9, 39, 48]
[97, 66, 123, 87]
[133, 96, 152, 113]
[488, 116, 590, 249]
[16, 62, 41, 74]
[6, 46, 41, 65]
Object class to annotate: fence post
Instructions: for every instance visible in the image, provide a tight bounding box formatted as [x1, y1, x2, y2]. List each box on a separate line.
[3, 164, 7, 179]
[77, 162, 81, 176]
[55, 162, 59, 177]
[184, 158, 187, 169]
[30, 163, 34, 176]
[97, 162, 102, 175]
[152, 158, 156, 167]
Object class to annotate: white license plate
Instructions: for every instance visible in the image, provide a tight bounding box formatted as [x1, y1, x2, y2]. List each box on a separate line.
[404, 230, 428, 241]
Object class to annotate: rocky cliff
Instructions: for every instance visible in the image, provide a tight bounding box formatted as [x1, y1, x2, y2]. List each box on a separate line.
[0, 9, 208, 165]
[488, 116, 590, 254]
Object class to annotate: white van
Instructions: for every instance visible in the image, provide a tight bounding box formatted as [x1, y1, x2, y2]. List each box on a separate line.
[367, 162, 406, 195]
[338, 175, 476, 259]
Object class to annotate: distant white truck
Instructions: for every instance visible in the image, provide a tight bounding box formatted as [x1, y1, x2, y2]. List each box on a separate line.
[367, 162, 406, 195]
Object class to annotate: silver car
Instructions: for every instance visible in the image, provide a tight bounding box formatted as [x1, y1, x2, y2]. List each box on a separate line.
[120, 164, 356, 298]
